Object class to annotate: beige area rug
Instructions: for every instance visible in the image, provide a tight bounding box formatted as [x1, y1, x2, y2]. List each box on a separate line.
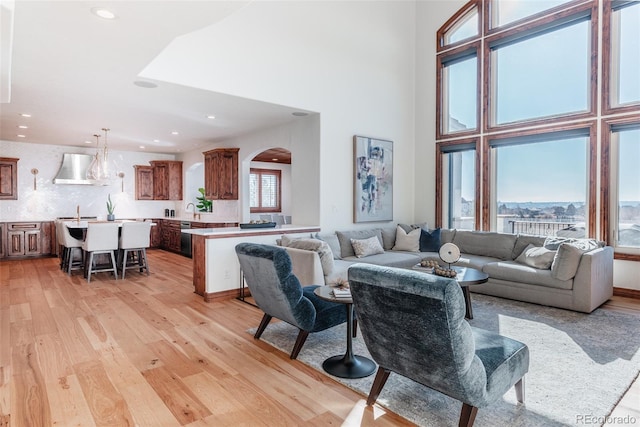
[249, 294, 640, 427]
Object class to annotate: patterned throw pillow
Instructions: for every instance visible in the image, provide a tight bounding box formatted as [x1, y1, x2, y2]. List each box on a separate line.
[351, 236, 385, 258]
[515, 244, 556, 269]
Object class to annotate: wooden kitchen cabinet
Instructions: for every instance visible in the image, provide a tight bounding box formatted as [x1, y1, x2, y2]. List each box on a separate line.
[0, 223, 5, 258]
[150, 160, 183, 200]
[149, 219, 162, 248]
[0, 157, 19, 200]
[5, 222, 54, 258]
[160, 219, 182, 253]
[134, 165, 154, 200]
[203, 148, 239, 200]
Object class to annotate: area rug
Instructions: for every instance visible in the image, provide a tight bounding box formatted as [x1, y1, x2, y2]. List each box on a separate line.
[248, 294, 640, 427]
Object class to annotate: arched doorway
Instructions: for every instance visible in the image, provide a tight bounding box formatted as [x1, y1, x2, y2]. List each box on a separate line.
[248, 148, 292, 223]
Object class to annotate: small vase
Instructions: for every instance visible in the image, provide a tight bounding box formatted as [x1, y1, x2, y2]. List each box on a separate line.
[107, 214, 115, 221]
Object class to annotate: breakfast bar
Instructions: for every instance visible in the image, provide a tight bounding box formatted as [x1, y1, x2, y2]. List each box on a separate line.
[183, 225, 320, 301]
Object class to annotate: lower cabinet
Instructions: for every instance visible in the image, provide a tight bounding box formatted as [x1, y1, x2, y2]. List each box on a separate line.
[4, 222, 54, 258]
[161, 220, 182, 253]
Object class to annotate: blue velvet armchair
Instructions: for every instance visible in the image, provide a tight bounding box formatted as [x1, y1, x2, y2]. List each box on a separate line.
[235, 243, 348, 359]
[348, 263, 529, 427]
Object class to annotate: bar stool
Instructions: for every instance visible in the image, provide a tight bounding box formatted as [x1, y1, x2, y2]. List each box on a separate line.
[118, 221, 151, 279]
[82, 222, 119, 283]
[56, 220, 83, 274]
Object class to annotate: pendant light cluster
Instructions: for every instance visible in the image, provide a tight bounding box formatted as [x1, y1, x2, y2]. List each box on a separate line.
[86, 127, 114, 185]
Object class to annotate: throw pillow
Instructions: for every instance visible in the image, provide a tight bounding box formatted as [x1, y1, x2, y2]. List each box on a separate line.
[392, 225, 421, 252]
[515, 244, 556, 269]
[315, 232, 342, 260]
[551, 243, 584, 281]
[351, 236, 385, 258]
[419, 228, 441, 252]
[284, 238, 334, 275]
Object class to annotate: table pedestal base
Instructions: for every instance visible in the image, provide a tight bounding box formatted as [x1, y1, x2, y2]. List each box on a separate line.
[323, 354, 376, 379]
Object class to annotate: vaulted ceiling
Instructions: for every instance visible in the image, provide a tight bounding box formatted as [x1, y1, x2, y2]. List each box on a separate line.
[0, 1, 307, 155]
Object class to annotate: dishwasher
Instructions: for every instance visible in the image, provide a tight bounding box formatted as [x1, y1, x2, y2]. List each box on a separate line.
[180, 221, 192, 258]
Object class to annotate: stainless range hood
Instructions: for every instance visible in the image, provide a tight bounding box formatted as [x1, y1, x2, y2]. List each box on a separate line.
[53, 153, 96, 185]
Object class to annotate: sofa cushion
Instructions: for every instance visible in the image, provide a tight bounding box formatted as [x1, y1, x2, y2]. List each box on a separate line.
[380, 226, 397, 250]
[336, 229, 383, 258]
[351, 236, 385, 258]
[440, 228, 456, 244]
[453, 231, 517, 260]
[544, 236, 603, 251]
[551, 243, 584, 280]
[420, 228, 441, 252]
[483, 261, 573, 290]
[343, 251, 422, 268]
[512, 235, 546, 259]
[515, 244, 556, 270]
[283, 237, 334, 275]
[315, 232, 342, 260]
[392, 225, 420, 252]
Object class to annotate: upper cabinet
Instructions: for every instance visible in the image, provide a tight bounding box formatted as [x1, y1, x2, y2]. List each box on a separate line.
[134, 160, 183, 200]
[0, 157, 19, 200]
[134, 165, 154, 200]
[203, 148, 239, 200]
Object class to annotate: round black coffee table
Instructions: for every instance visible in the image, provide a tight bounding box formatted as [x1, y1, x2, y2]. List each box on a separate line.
[413, 264, 488, 319]
[314, 286, 376, 379]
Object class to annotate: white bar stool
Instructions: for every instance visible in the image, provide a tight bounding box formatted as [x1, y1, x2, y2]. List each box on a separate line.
[82, 222, 119, 283]
[118, 221, 152, 279]
[56, 220, 84, 275]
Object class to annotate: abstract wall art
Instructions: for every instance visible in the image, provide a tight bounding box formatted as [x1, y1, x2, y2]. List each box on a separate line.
[353, 135, 393, 222]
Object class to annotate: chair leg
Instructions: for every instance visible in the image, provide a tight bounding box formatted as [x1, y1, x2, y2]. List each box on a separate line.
[290, 329, 309, 360]
[366, 367, 391, 405]
[86, 252, 94, 283]
[109, 251, 118, 279]
[121, 249, 129, 279]
[459, 403, 478, 427]
[254, 314, 272, 339]
[515, 377, 525, 404]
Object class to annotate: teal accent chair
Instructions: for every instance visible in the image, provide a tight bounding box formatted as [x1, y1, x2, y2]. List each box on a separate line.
[348, 263, 529, 427]
[235, 243, 348, 359]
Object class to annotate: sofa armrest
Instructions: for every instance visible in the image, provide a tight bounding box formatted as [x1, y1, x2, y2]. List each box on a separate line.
[572, 246, 614, 313]
[284, 246, 325, 286]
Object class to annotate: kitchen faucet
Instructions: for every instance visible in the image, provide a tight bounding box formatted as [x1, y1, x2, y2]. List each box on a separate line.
[186, 202, 200, 220]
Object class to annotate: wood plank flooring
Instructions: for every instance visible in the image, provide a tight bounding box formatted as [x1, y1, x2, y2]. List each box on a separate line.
[1, 250, 638, 426]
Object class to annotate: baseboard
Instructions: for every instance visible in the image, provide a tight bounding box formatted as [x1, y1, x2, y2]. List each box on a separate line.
[203, 287, 250, 303]
[613, 287, 640, 299]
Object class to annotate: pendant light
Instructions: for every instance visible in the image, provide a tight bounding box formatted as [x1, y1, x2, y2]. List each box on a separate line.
[86, 133, 102, 182]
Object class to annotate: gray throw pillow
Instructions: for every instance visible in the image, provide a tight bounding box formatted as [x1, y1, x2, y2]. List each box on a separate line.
[315, 232, 342, 260]
[515, 244, 556, 270]
[336, 229, 383, 258]
[551, 243, 584, 280]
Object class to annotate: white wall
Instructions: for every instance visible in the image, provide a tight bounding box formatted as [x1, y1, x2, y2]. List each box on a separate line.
[0, 140, 177, 220]
[141, 1, 418, 231]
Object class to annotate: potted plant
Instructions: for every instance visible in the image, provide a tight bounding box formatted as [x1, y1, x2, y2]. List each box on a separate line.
[196, 187, 213, 212]
[106, 194, 116, 221]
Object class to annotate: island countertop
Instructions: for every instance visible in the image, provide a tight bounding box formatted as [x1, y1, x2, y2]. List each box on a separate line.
[182, 224, 320, 238]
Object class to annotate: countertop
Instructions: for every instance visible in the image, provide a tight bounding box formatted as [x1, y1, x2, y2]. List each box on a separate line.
[158, 216, 238, 224]
[182, 224, 320, 237]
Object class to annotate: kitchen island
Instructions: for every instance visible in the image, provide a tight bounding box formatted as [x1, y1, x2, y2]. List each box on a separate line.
[182, 225, 320, 301]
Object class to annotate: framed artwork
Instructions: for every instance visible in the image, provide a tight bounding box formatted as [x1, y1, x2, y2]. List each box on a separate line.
[353, 135, 393, 222]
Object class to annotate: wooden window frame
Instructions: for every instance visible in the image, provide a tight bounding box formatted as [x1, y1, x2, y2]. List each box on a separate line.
[249, 168, 282, 214]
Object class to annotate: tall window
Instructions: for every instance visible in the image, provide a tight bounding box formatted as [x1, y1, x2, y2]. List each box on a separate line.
[440, 145, 476, 230]
[249, 168, 281, 213]
[607, 123, 640, 252]
[491, 131, 588, 236]
[436, 0, 640, 259]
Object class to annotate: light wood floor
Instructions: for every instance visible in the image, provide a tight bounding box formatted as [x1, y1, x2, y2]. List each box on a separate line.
[1, 250, 638, 427]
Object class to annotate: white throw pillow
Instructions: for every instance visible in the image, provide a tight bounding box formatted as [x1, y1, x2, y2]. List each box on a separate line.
[282, 237, 334, 275]
[515, 244, 556, 270]
[551, 243, 584, 280]
[392, 225, 420, 252]
[350, 236, 385, 258]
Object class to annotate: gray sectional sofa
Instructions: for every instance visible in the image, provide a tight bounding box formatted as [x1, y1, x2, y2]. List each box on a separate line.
[281, 226, 614, 313]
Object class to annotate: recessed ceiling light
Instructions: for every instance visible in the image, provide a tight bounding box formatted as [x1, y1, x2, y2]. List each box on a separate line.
[139, 146, 146, 149]
[153, 139, 160, 143]
[171, 131, 179, 135]
[292, 112, 308, 117]
[133, 80, 158, 89]
[20, 113, 31, 117]
[84, 140, 93, 144]
[206, 115, 216, 119]
[18, 125, 28, 129]
[17, 134, 26, 138]
[272, 158, 279, 161]
[91, 8, 117, 19]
